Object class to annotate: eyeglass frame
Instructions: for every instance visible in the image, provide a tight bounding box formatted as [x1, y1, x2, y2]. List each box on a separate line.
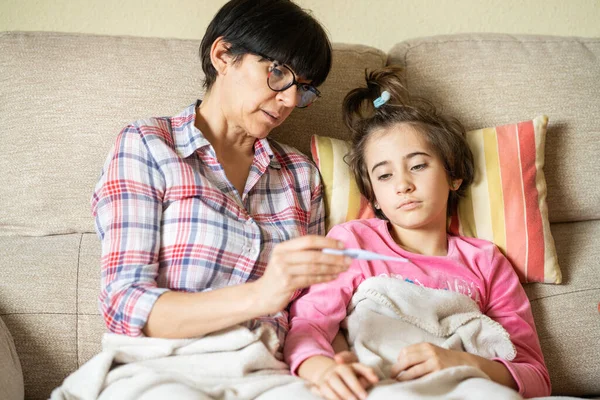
[249, 51, 321, 108]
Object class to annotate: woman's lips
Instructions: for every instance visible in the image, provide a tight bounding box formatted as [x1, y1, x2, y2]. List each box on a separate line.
[262, 109, 279, 123]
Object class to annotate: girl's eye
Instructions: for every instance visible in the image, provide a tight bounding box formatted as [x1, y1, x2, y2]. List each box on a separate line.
[377, 173, 392, 181]
[411, 163, 427, 171]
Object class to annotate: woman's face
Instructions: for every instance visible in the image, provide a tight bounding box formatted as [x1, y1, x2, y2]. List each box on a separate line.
[221, 53, 307, 139]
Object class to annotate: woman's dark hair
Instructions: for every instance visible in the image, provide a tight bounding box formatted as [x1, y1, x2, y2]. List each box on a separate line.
[200, 0, 332, 91]
[343, 66, 474, 220]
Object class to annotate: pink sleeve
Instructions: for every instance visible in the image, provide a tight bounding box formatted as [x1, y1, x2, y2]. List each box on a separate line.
[284, 225, 365, 375]
[484, 246, 551, 397]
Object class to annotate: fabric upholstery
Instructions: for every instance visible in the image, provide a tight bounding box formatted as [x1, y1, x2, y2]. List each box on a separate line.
[387, 34, 600, 224]
[1, 31, 599, 398]
[0, 32, 386, 237]
[0, 316, 24, 400]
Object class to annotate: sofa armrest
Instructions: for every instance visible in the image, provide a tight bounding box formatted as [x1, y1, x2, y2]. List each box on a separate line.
[0, 316, 24, 400]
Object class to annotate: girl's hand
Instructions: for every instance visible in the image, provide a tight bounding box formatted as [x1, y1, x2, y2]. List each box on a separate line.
[390, 343, 473, 381]
[311, 361, 378, 400]
[254, 235, 351, 315]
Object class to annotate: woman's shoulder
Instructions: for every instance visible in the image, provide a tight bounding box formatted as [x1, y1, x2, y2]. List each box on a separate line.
[117, 103, 196, 150]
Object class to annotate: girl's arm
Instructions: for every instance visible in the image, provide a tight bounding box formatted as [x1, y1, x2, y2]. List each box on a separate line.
[389, 342, 517, 389]
[483, 245, 551, 397]
[284, 225, 366, 373]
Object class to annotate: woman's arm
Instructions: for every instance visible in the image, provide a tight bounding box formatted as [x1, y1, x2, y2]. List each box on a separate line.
[94, 126, 349, 339]
[144, 235, 351, 338]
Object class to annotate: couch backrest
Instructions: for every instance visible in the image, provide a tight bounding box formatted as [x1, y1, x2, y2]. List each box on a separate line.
[0, 31, 386, 236]
[388, 33, 600, 224]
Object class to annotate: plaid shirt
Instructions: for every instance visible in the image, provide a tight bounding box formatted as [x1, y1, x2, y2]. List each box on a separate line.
[92, 102, 325, 345]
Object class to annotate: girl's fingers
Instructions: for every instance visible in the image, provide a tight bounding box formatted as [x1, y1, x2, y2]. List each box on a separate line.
[395, 362, 430, 382]
[318, 383, 341, 400]
[352, 363, 379, 384]
[334, 350, 358, 364]
[390, 345, 427, 376]
[328, 373, 358, 400]
[337, 367, 368, 399]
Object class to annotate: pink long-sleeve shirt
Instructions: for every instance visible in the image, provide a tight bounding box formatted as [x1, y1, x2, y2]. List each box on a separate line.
[284, 218, 551, 398]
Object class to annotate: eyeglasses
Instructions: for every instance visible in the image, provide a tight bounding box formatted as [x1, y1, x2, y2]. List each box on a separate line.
[253, 52, 321, 108]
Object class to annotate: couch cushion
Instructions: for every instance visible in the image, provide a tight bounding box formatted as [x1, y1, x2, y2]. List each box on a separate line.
[388, 34, 600, 224]
[524, 220, 600, 396]
[0, 32, 385, 236]
[0, 316, 24, 400]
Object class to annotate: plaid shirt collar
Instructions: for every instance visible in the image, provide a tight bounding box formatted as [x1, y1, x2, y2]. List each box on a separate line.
[173, 101, 281, 170]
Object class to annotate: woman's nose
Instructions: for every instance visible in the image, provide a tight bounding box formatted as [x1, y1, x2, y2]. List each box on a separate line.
[276, 84, 299, 108]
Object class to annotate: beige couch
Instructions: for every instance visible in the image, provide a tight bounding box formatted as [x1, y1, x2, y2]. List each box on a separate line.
[1, 31, 599, 399]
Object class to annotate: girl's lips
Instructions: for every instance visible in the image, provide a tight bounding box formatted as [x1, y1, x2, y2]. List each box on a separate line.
[398, 200, 421, 210]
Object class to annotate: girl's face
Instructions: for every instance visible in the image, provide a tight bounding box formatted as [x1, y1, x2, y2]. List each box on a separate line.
[364, 123, 460, 234]
[220, 53, 305, 139]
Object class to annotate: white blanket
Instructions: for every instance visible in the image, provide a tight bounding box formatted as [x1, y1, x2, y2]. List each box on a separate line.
[51, 277, 525, 400]
[50, 324, 300, 400]
[342, 276, 522, 399]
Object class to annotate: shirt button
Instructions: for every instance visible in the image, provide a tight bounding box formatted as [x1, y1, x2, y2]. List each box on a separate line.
[245, 218, 253, 225]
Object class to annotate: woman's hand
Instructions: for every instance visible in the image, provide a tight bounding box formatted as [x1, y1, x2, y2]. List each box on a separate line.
[253, 235, 351, 315]
[390, 343, 473, 381]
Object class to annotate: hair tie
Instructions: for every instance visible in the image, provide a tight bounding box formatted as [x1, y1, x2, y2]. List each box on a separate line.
[373, 90, 391, 108]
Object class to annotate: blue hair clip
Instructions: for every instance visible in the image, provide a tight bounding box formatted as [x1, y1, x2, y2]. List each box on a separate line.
[373, 90, 391, 108]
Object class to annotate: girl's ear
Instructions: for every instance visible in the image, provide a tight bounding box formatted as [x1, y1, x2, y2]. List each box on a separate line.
[451, 179, 463, 191]
[210, 36, 234, 77]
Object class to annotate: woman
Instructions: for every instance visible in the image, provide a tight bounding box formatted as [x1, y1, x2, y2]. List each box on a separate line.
[92, 0, 349, 353]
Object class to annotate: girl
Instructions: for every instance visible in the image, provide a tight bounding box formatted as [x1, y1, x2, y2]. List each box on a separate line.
[284, 67, 550, 400]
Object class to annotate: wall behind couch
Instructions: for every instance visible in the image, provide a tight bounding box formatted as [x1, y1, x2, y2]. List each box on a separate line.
[1, 0, 599, 51]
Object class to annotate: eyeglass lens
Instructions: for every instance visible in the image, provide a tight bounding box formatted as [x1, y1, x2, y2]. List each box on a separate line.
[268, 63, 318, 108]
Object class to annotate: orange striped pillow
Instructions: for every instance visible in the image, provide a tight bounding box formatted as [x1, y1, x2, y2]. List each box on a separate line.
[311, 115, 561, 284]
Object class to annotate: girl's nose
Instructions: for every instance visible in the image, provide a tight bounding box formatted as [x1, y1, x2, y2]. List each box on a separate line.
[396, 177, 415, 194]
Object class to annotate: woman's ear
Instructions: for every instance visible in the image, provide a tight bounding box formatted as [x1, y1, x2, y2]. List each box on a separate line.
[210, 36, 233, 77]
[451, 179, 463, 191]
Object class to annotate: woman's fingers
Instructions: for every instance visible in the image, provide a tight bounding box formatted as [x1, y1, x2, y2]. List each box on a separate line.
[273, 235, 344, 253]
[285, 257, 351, 276]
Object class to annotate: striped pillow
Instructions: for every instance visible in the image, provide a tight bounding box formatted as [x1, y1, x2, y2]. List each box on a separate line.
[311, 115, 561, 284]
[311, 135, 375, 233]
